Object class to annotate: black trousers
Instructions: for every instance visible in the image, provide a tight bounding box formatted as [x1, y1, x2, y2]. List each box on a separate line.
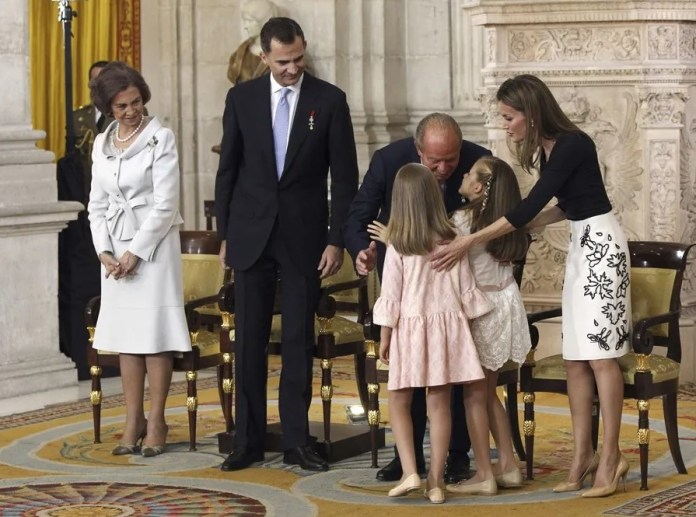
[395, 384, 470, 459]
[233, 224, 320, 452]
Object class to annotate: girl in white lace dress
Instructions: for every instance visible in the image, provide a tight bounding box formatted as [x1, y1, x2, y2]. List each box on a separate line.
[372, 164, 492, 504]
[447, 156, 530, 495]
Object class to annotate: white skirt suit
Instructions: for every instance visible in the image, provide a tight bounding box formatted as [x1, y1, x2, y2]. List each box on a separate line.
[88, 116, 191, 354]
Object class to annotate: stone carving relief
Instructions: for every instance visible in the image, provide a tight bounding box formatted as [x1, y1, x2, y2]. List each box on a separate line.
[680, 24, 696, 60]
[486, 28, 496, 64]
[648, 25, 677, 60]
[680, 118, 696, 295]
[508, 27, 640, 63]
[649, 140, 678, 241]
[640, 91, 686, 127]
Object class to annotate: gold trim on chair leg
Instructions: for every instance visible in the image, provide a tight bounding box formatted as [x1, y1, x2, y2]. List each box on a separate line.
[186, 370, 198, 452]
[523, 392, 536, 481]
[637, 398, 650, 491]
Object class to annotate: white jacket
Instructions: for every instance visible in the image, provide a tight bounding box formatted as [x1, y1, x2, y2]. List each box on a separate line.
[88, 116, 184, 261]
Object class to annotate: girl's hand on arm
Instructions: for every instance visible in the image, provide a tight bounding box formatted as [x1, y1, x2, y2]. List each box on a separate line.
[367, 220, 387, 243]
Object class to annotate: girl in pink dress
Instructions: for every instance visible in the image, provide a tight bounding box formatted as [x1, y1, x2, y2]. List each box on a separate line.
[447, 156, 530, 496]
[373, 163, 492, 504]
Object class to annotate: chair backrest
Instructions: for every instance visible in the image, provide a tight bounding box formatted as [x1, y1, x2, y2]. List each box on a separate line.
[629, 241, 694, 358]
[180, 230, 225, 303]
[203, 200, 215, 231]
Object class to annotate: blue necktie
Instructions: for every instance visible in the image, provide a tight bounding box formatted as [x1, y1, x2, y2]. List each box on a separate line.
[273, 88, 290, 179]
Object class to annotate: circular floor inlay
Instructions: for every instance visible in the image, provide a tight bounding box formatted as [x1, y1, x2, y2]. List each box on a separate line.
[0, 482, 266, 516]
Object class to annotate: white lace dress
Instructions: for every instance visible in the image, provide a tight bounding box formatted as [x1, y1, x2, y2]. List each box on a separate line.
[451, 210, 531, 371]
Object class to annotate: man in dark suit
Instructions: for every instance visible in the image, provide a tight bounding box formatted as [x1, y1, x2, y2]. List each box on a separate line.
[215, 17, 358, 472]
[73, 61, 111, 180]
[344, 113, 490, 483]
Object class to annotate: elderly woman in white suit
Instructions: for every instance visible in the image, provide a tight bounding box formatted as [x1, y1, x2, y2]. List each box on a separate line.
[88, 61, 191, 457]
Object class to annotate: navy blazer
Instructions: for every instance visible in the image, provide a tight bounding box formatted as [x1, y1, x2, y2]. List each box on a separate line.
[343, 137, 490, 277]
[215, 73, 358, 275]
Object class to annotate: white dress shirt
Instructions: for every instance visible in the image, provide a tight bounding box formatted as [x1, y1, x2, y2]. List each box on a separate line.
[270, 73, 303, 148]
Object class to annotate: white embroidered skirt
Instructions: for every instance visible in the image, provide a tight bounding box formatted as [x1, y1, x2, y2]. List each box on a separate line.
[562, 212, 631, 360]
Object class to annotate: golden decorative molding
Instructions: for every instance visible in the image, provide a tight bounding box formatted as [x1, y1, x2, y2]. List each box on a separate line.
[523, 420, 536, 436]
[635, 354, 651, 373]
[317, 317, 332, 335]
[321, 385, 333, 401]
[186, 371, 197, 382]
[223, 353, 232, 364]
[221, 312, 231, 329]
[638, 399, 650, 412]
[90, 390, 102, 406]
[367, 383, 380, 394]
[321, 359, 333, 370]
[638, 427, 650, 445]
[368, 410, 380, 426]
[116, 0, 141, 70]
[189, 331, 198, 346]
[186, 396, 198, 412]
[89, 366, 102, 376]
[523, 393, 535, 404]
[87, 327, 96, 343]
[222, 378, 233, 394]
[366, 340, 377, 358]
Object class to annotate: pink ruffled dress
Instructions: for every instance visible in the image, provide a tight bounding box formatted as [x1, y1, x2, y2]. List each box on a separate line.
[373, 243, 492, 390]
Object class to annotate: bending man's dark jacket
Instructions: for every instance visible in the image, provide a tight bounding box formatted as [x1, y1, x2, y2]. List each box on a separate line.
[344, 137, 491, 277]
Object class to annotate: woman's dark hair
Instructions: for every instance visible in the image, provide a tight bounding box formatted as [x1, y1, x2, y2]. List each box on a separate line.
[496, 74, 580, 173]
[260, 17, 305, 53]
[90, 61, 151, 115]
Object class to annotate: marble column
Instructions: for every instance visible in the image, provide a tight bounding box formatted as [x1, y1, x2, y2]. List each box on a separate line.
[0, 0, 82, 398]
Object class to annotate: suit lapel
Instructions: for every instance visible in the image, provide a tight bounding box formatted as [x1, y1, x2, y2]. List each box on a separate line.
[281, 74, 317, 179]
[256, 76, 277, 181]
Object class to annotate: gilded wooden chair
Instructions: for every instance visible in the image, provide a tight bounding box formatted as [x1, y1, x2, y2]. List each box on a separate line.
[85, 230, 233, 451]
[364, 254, 529, 468]
[521, 241, 694, 489]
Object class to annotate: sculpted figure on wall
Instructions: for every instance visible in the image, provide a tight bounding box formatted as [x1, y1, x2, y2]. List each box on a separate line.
[227, 0, 278, 86]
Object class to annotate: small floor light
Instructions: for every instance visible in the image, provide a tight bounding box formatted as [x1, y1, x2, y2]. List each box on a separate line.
[345, 404, 367, 424]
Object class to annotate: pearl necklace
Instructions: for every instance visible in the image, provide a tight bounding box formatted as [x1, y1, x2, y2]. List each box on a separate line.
[114, 115, 145, 143]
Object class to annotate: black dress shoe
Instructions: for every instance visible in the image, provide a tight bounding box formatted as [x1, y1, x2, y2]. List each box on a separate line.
[444, 451, 471, 484]
[376, 455, 427, 481]
[283, 445, 329, 472]
[220, 448, 264, 471]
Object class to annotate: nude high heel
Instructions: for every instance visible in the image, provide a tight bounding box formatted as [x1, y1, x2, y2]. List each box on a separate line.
[141, 423, 168, 457]
[388, 473, 421, 497]
[582, 455, 629, 498]
[111, 421, 147, 455]
[552, 452, 600, 493]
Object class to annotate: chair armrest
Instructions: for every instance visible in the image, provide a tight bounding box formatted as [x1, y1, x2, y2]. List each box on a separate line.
[320, 276, 367, 296]
[85, 296, 101, 327]
[527, 307, 562, 325]
[631, 310, 679, 355]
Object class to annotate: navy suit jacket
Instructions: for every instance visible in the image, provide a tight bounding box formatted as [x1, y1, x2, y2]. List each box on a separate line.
[215, 73, 358, 275]
[343, 137, 490, 277]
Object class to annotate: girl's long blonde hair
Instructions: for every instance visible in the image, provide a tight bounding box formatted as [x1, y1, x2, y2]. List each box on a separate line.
[463, 156, 528, 262]
[386, 163, 456, 256]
